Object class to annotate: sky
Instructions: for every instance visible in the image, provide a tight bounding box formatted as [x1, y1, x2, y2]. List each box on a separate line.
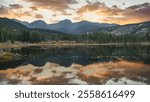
[0, 0, 150, 24]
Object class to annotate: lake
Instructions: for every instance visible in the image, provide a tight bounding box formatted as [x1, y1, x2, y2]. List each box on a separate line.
[0, 45, 150, 85]
[1, 45, 150, 69]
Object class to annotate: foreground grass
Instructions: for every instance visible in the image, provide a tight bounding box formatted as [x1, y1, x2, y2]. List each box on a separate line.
[0, 42, 26, 49]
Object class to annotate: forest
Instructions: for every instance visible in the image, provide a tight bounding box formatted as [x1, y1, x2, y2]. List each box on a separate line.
[0, 28, 150, 43]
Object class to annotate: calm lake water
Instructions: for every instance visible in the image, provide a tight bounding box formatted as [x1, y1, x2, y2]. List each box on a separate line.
[1, 45, 150, 69]
[1, 45, 150, 85]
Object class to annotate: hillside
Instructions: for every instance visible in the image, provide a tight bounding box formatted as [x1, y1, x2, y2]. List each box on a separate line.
[0, 18, 67, 43]
[0, 18, 65, 35]
[98, 21, 150, 35]
[0, 18, 27, 30]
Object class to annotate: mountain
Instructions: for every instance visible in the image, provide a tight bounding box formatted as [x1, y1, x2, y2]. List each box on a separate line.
[12, 18, 150, 35]
[13, 19, 48, 29]
[70, 21, 117, 34]
[28, 20, 48, 29]
[98, 21, 150, 35]
[48, 19, 72, 31]
[48, 19, 118, 34]
[0, 17, 27, 30]
[0, 17, 67, 43]
[48, 19, 73, 33]
[0, 18, 65, 35]
[12, 19, 30, 27]
[14, 19, 118, 34]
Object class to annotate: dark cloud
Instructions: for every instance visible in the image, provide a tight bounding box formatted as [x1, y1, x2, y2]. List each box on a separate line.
[127, 2, 150, 10]
[9, 4, 23, 9]
[122, 3, 126, 6]
[86, 0, 92, 4]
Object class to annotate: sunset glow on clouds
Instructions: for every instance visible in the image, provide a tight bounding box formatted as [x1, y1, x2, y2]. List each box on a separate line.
[0, 0, 150, 24]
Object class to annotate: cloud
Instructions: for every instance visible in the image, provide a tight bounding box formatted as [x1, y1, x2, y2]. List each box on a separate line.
[9, 4, 23, 9]
[30, 6, 38, 11]
[86, 0, 92, 4]
[76, 2, 150, 24]
[18, 11, 32, 17]
[0, 1, 150, 24]
[35, 14, 44, 19]
[0, 4, 32, 19]
[0, 4, 46, 21]
[52, 14, 57, 17]
[62, 12, 72, 16]
[123, 3, 150, 22]
[0, 5, 9, 15]
[24, 0, 78, 12]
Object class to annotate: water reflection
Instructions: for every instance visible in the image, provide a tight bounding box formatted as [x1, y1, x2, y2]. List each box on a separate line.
[0, 45, 150, 69]
[0, 60, 150, 85]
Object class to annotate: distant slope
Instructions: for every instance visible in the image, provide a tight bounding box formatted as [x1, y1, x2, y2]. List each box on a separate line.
[0, 17, 27, 30]
[12, 19, 30, 27]
[30, 28, 66, 35]
[70, 21, 117, 34]
[0, 18, 65, 35]
[98, 21, 150, 35]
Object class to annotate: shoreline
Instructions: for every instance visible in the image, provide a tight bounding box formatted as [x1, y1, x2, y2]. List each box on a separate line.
[27, 42, 150, 47]
[0, 42, 150, 49]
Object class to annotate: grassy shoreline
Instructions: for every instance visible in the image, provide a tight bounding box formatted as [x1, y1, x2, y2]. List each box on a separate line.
[27, 42, 150, 47]
[0, 41, 150, 49]
[0, 42, 26, 49]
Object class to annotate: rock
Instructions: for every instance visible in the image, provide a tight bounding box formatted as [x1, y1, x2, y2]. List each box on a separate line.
[89, 56, 99, 61]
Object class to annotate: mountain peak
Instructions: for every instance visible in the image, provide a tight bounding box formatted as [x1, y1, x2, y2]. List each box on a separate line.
[58, 19, 72, 24]
[29, 20, 47, 29]
[31, 20, 47, 24]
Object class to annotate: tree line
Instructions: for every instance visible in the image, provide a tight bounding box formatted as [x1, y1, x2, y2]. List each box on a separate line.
[0, 28, 150, 43]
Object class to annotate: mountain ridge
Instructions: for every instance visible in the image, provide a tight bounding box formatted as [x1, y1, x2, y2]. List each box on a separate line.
[2, 17, 150, 35]
[98, 21, 150, 35]
[0, 17, 28, 30]
[13, 18, 119, 34]
[0, 17, 66, 35]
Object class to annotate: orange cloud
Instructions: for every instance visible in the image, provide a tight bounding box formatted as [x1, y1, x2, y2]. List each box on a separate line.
[24, 0, 78, 12]
[0, 5, 9, 15]
[0, 4, 44, 21]
[0, 5, 31, 18]
[35, 14, 44, 19]
[76, 2, 150, 24]
[30, 6, 38, 11]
